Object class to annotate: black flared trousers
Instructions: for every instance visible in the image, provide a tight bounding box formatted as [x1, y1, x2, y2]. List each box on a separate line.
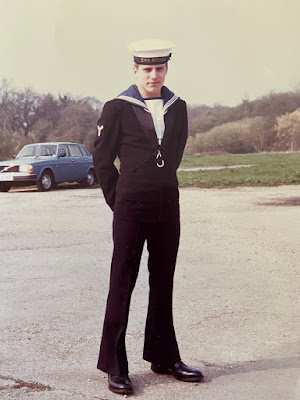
[97, 216, 181, 376]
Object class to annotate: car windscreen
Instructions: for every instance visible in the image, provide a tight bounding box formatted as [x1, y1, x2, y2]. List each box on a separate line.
[16, 145, 58, 158]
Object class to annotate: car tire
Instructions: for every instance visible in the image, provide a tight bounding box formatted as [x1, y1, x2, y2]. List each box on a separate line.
[37, 170, 54, 192]
[0, 183, 11, 192]
[81, 169, 95, 187]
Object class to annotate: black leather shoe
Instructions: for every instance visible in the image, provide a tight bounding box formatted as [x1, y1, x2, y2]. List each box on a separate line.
[108, 374, 133, 395]
[151, 361, 204, 382]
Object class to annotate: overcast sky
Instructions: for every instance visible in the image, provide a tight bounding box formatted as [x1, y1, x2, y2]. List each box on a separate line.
[0, 0, 299, 107]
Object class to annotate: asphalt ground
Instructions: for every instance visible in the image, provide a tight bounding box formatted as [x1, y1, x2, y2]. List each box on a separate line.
[0, 185, 299, 399]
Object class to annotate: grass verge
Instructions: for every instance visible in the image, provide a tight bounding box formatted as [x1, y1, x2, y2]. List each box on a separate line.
[178, 152, 300, 187]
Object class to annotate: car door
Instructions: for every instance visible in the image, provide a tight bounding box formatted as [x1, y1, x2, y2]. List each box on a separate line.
[54, 144, 73, 182]
[67, 144, 87, 181]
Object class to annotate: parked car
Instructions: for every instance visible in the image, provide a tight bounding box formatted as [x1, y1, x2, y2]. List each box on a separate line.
[0, 142, 96, 192]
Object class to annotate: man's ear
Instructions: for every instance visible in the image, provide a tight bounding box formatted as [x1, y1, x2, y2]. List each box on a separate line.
[133, 64, 138, 75]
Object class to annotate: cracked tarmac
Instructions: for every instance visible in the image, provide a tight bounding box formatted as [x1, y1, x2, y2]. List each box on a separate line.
[0, 186, 299, 399]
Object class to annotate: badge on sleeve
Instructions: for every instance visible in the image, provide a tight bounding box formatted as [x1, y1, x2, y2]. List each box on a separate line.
[97, 125, 104, 136]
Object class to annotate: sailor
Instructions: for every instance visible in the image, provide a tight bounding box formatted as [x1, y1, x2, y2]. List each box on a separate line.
[93, 39, 204, 395]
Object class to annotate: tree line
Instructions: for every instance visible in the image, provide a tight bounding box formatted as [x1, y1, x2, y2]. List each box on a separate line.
[1, 78, 300, 160]
[186, 90, 300, 154]
[0, 79, 102, 160]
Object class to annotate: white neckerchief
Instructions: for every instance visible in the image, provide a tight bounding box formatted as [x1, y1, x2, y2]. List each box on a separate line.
[144, 98, 165, 145]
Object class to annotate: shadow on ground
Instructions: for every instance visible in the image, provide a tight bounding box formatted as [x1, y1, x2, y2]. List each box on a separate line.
[258, 197, 300, 206]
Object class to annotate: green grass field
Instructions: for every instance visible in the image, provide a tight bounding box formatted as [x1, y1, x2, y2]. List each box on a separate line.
[178, 152, 300, 187]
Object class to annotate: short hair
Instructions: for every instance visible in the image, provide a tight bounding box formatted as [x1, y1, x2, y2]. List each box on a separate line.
[133, 62, 168, 69]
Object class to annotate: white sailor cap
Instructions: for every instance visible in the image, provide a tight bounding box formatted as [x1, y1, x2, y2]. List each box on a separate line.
[128, 39, 175, 65]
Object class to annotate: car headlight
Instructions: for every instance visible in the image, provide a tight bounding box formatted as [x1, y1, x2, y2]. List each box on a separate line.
[19, 164, 33, 173]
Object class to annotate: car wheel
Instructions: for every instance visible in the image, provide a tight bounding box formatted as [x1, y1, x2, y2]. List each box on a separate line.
[81, 169, 95, 187]
[0, 183, 11, 192]
[37, 170, 54, 191]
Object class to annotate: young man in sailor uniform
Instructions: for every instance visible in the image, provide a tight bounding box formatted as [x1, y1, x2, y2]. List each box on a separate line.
[93, 39, 204, 395]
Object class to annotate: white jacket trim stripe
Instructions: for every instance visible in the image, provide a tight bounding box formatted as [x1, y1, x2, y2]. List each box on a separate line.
[117, 95, 146, 109]
[163, 95, 179, 113]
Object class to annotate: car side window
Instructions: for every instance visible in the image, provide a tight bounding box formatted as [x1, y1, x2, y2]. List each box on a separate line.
[80, 146, 90, 156]
[69, 145, 83, 157]
[59, 145, 70, 157]
[40, 145, 57, 156]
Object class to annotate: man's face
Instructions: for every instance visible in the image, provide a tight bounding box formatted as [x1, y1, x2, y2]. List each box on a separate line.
[133, 63, 168, 98]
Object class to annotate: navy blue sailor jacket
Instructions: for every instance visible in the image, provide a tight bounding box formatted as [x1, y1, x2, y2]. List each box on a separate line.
[93, 84, 188, 222]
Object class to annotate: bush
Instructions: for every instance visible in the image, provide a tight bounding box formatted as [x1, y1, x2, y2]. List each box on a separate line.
[189, 116, 277, 155]
[0, 129, 18, 160]
[194, 119, 256, 154]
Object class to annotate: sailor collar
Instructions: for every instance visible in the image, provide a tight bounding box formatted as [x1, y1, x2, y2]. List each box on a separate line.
[117, 84, 179, 113]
